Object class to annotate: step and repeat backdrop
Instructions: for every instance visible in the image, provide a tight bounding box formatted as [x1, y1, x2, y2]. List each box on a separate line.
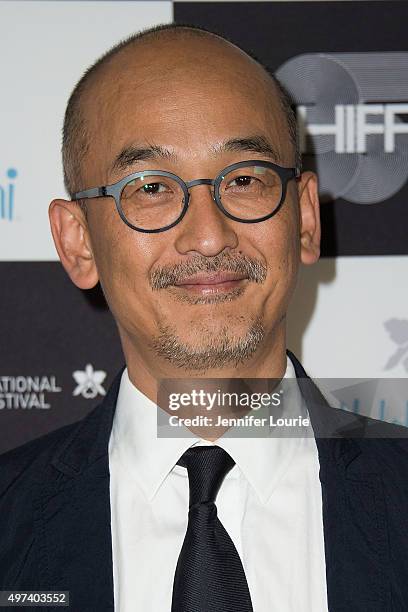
[0, 0, 407, 453]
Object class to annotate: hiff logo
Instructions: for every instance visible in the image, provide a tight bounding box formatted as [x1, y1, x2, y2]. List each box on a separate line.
[0, 168, 17, 220]
[276, 52, 408, 204]
[72, 364, 107, 399]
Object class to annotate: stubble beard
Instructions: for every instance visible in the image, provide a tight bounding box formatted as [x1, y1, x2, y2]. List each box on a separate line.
[149, 251, 268, 372]
[150, 314, 265, 372]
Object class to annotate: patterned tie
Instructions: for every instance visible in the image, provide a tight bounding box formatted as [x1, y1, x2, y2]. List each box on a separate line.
[171, 445, 254, 612]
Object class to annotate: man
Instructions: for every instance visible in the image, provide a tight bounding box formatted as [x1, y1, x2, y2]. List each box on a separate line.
[1, 21, 408, 612]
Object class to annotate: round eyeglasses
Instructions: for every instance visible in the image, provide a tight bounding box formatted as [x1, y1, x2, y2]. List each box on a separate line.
[72, 160, 300, 233]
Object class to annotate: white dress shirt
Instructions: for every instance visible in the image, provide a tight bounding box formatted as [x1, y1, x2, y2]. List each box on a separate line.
[108, 355, 329, 611]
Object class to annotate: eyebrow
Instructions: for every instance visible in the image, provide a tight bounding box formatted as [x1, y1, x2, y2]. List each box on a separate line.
[110, 135, 281, 175]
[111, 143, 176, 175]
[211, 135, 281, 163]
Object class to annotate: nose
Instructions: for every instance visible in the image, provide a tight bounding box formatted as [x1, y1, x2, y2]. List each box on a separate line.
[173, 182, 238, 257]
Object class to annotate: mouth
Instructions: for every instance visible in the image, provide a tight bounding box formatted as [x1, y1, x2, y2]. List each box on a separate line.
[172, 272, 249, 295]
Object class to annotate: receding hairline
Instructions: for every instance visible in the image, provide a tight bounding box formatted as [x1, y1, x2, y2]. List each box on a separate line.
[62, 23, 300, 201]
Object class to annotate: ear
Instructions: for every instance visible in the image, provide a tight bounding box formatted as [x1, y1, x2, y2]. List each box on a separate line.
[48, 199, 99, 289]
[297, 171, 321, 265]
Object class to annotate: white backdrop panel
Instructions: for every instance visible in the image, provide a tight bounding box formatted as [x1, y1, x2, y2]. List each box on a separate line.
[0, 0, 172, 261]
[288, 255, 408, 378]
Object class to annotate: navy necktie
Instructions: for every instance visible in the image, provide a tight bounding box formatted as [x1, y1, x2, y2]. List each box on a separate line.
[171, 445, 254, 612]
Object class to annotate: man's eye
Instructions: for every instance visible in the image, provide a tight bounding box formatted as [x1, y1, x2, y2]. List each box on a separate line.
[228, 176, 258, 188]
[140, 182, 167, 195]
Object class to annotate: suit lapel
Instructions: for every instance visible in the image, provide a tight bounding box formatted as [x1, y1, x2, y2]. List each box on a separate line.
[289, 351, 391, 611]
[34, 369, 123, 610]
[318, 454, 391, 611]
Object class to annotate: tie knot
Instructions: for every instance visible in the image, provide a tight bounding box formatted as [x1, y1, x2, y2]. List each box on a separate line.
[177, 446, 235, 506]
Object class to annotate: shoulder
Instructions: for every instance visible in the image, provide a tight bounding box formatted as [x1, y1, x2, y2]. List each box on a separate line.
[324, 402, 408, 478]
[287, 349, 408, 457]
[0, 367, 123, 494]
[0, 421, 79, 494]
[0, 405, 100, 496]
[298, 366, 408, 476]
[358, 414, 408, 472]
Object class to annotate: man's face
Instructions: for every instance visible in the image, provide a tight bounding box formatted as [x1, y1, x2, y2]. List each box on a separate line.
[51, 35, 319, 375]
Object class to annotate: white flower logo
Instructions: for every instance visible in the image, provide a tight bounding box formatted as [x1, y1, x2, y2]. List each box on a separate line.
[72, 364, 107, 399]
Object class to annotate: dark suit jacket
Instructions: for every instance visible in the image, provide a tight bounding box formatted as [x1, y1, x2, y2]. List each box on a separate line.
[1, 351, 408, 612]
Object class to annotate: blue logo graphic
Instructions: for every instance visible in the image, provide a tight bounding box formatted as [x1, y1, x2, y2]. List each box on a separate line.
[0, 168, 18, 221]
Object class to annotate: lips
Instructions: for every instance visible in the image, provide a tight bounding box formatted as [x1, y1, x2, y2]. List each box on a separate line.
[173, 272, 248, 287]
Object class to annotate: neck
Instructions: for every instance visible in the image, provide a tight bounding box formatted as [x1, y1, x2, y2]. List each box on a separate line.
[121, 322, 287, 441]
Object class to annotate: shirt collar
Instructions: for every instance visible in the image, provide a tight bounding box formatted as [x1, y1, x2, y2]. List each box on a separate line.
[109, 354, 313, 505]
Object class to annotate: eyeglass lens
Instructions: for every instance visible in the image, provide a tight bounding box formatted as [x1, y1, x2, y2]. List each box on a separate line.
[119, 164, 283, 231]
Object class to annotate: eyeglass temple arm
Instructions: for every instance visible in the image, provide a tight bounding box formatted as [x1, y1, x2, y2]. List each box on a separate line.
[72, 186, 107, 201]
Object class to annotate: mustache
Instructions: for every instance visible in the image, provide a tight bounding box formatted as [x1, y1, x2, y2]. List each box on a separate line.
[149, 253, 267, 290]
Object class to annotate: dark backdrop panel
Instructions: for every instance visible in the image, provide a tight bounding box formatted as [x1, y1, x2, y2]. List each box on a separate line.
[0, 263, 124, 454]
[174, 1, 408, 256]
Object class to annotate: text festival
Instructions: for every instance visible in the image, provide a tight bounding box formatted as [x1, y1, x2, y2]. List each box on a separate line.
[0, 376, 61, 409]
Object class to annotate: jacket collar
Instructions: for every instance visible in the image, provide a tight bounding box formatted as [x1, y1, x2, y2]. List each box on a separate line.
[287, 351, 392, 610]
[287, 349, 363, 473]
[51, 366, 124, 477]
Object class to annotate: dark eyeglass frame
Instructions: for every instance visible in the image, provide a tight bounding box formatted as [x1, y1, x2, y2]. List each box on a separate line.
[72, 159, 301, 234]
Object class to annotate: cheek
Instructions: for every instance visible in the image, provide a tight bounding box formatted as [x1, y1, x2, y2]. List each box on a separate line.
[257, 202, 299, 274]
[254, 202, 300, 310]
[87, 210, 155, 317]
[274, 215, 301, 307]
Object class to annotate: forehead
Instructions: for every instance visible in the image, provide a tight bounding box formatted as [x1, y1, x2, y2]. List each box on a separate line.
[82, 36, 289, 181]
